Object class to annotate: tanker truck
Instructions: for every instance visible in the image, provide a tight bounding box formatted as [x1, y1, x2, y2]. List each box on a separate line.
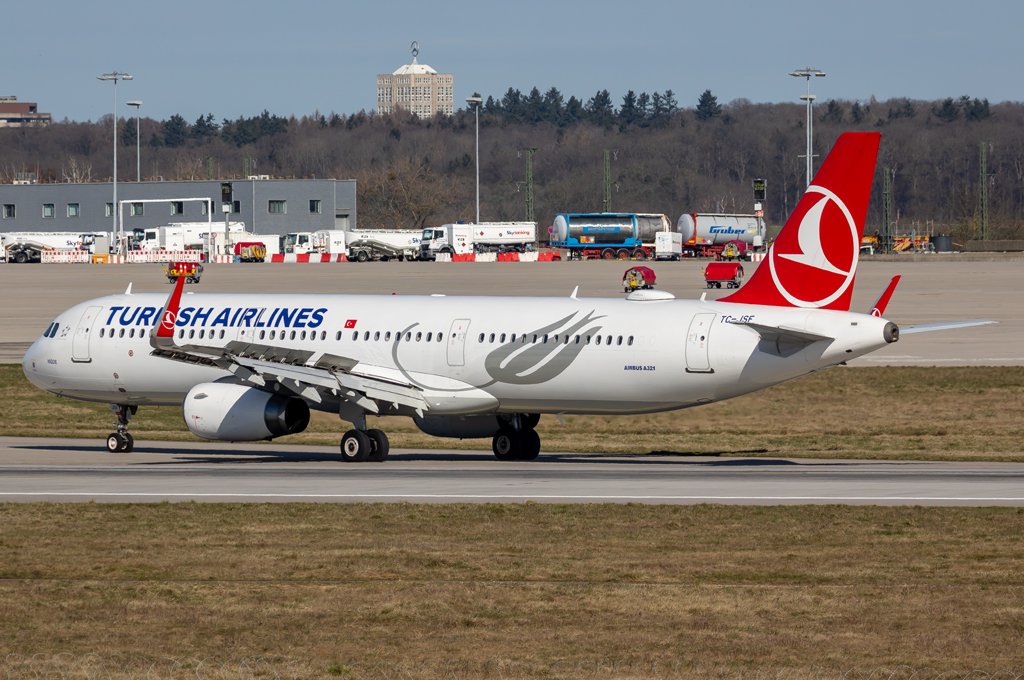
[419, 222, 536, 260]
[676, 213, 765, 258]
[548, 213, 674, 260]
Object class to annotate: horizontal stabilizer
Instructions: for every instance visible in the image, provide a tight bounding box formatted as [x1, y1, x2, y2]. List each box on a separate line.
[899, 320, 997, 335]
[732, 321, 834, 358]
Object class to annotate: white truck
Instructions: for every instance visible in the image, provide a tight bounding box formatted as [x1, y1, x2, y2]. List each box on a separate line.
[346, 229, 421, 262]
[1, 231, 102, 263]
[419, 222, 536, 260]
[135, 222, 247, 253]
[282, 230, 347, 255]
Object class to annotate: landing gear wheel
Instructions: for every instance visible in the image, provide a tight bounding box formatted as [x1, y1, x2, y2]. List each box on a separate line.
[123, 433, 135, 453]
[340, 430, 372, 462]
[521, 413, 541, 430]
[106, 433, 124, 453]
[518, 429, 541, 461]
[366, 429, 390, 462]
[492, 428, 520, 461]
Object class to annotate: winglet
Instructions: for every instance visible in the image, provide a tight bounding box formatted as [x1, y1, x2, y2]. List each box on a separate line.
[869, 275, 901, 317]
[155, 275, 186, 341]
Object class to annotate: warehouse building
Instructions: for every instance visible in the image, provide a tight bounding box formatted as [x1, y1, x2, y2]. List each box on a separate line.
[0, 177, 357, 235]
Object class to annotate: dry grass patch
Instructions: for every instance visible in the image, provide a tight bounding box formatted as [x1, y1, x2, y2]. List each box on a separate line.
[4, 365, 1024, 460]
[1, 504, 1024, 677]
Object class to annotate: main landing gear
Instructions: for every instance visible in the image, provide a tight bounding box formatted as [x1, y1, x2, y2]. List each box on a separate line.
[492, 413, 542, 461]
[106, 404, 137, 453]
[340, 428, 390, 463]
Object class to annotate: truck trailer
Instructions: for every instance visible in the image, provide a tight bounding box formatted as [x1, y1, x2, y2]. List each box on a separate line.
[346, 229, 421, 262]
[676, 213, 764, 258]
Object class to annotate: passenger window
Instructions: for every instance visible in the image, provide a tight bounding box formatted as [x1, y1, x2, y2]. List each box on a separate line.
[437, 333, 443, 342]
[374, 331, 380, 341]
[596, 336, 602, 346]
[405, 332, 412, 341]
[99, 328, 105, 338]
[352, 331, 358, 341]
[628, 336, 634, 346]
[617, 336, 623, 346]
[385, 331, 392, 341]
[336, 331, 342, 341]
[488, 333, 495, 343]
[426, 332, 432, 342]
[416, 332, 422, 342]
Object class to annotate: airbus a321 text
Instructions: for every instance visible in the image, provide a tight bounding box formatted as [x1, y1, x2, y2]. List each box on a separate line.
[22, 132, 993, 461]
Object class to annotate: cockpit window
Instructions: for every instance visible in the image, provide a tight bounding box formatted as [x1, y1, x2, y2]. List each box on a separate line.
[43, 322, 59, 338]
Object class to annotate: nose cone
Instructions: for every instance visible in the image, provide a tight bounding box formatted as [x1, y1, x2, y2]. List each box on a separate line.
[21, 338, 52, 392]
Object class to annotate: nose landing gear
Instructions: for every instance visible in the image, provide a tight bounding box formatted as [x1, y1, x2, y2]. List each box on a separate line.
[106, 404, 137, 453]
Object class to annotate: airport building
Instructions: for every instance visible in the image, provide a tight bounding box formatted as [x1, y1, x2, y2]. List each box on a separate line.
[0, 96, 52, 128]
[376, 44, 454, 118]
[0, 178, 357, 235]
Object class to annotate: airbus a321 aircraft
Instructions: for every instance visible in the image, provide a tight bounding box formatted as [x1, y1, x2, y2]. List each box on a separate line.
[22, 132, 991, 461]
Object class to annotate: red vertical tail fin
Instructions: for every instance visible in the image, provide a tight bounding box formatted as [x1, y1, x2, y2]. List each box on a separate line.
[152, 275, 186, 347]
[720, 131, 880, 311]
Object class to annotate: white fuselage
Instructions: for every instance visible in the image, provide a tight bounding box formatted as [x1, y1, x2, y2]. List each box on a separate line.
[22, 292, 893, 417]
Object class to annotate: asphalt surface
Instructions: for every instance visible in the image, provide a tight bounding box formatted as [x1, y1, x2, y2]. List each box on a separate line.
[0, 437, 1022, 506]
[1, 256, 1021, 365]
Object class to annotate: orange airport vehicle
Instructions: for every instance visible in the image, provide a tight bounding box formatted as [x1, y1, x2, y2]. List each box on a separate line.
[163, 261, 203, 284]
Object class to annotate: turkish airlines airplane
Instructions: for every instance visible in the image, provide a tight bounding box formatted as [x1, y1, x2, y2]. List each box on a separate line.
[22, 132, 991, 461]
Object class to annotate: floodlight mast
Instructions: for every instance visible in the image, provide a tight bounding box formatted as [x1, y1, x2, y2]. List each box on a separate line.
[789, 68, 826, 188]
[97, 72, 133, 252]
[466, 95, 483, 223]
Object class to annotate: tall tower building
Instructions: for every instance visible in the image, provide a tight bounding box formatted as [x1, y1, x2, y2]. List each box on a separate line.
[376, 42, 454, 117]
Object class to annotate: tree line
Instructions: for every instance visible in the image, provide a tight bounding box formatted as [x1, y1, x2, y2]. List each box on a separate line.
[1, 89, 1019, 241]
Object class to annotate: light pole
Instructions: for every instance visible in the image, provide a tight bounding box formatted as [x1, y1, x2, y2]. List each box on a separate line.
[466, 95, 482, 223]
[97, 71, 133, 249]
[126, 100, 142, 182]
[789, 67, 825, 187]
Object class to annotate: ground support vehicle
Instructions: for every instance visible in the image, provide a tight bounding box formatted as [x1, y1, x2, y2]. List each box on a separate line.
[282, 230, 347, 256]
[655, 232, 683, 260]
[234, 242, 267, 263]
[346, 229, 421, 262]
[622, 266, 657, 293]
[704, 262, 744, 289]
[2, 232, 101, 263]
[164, 261, 203, 283]
[420, 223, 536, 260]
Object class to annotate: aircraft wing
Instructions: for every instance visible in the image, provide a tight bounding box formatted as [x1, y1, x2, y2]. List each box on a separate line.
[151, 339, 430, 415]
[899, 320, 997, 334]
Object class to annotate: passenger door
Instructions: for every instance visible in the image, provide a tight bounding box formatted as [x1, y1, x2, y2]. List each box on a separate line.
[685, 312, 715, 373]
[72, 305, 102, 363]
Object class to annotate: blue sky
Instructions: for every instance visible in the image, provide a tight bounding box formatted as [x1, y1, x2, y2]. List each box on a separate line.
[6, 0, 1020, 122]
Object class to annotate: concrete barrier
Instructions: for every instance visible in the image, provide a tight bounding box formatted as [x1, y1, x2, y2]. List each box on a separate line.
[127, 250, 203, 263]
[41, 250, 91, 264]
[966, 240, 1024, 252]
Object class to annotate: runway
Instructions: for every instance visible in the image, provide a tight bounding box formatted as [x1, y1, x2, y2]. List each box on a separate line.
[1, 437, 1021, 506]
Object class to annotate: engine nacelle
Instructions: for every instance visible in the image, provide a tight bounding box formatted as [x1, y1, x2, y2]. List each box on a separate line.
[183, 382, 310, 441]
[414, 414, 502, 439]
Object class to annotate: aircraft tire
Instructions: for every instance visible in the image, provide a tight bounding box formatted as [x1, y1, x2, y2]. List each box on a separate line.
[521, 413, 541, 430]
[340, 430, 372, 462]
[106, 433, 124, 453]
[366, 429, 390, 462]
[492, 429, 519, 461]
[517, 429, 541, 461]
[123, 433, 135, 453]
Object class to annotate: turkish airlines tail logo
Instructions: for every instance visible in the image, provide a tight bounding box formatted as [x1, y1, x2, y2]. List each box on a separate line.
[721, 132, 880, 311]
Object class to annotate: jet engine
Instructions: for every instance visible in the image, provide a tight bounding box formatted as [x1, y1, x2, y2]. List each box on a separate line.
[414, 414, 502, 439]
[183, 382, 310, 441]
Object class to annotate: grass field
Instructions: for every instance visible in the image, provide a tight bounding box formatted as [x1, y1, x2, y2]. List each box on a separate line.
[4, 364, 1024, 460]
[1, 503, 1023, 678]
[3, 366, 1024, 676]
